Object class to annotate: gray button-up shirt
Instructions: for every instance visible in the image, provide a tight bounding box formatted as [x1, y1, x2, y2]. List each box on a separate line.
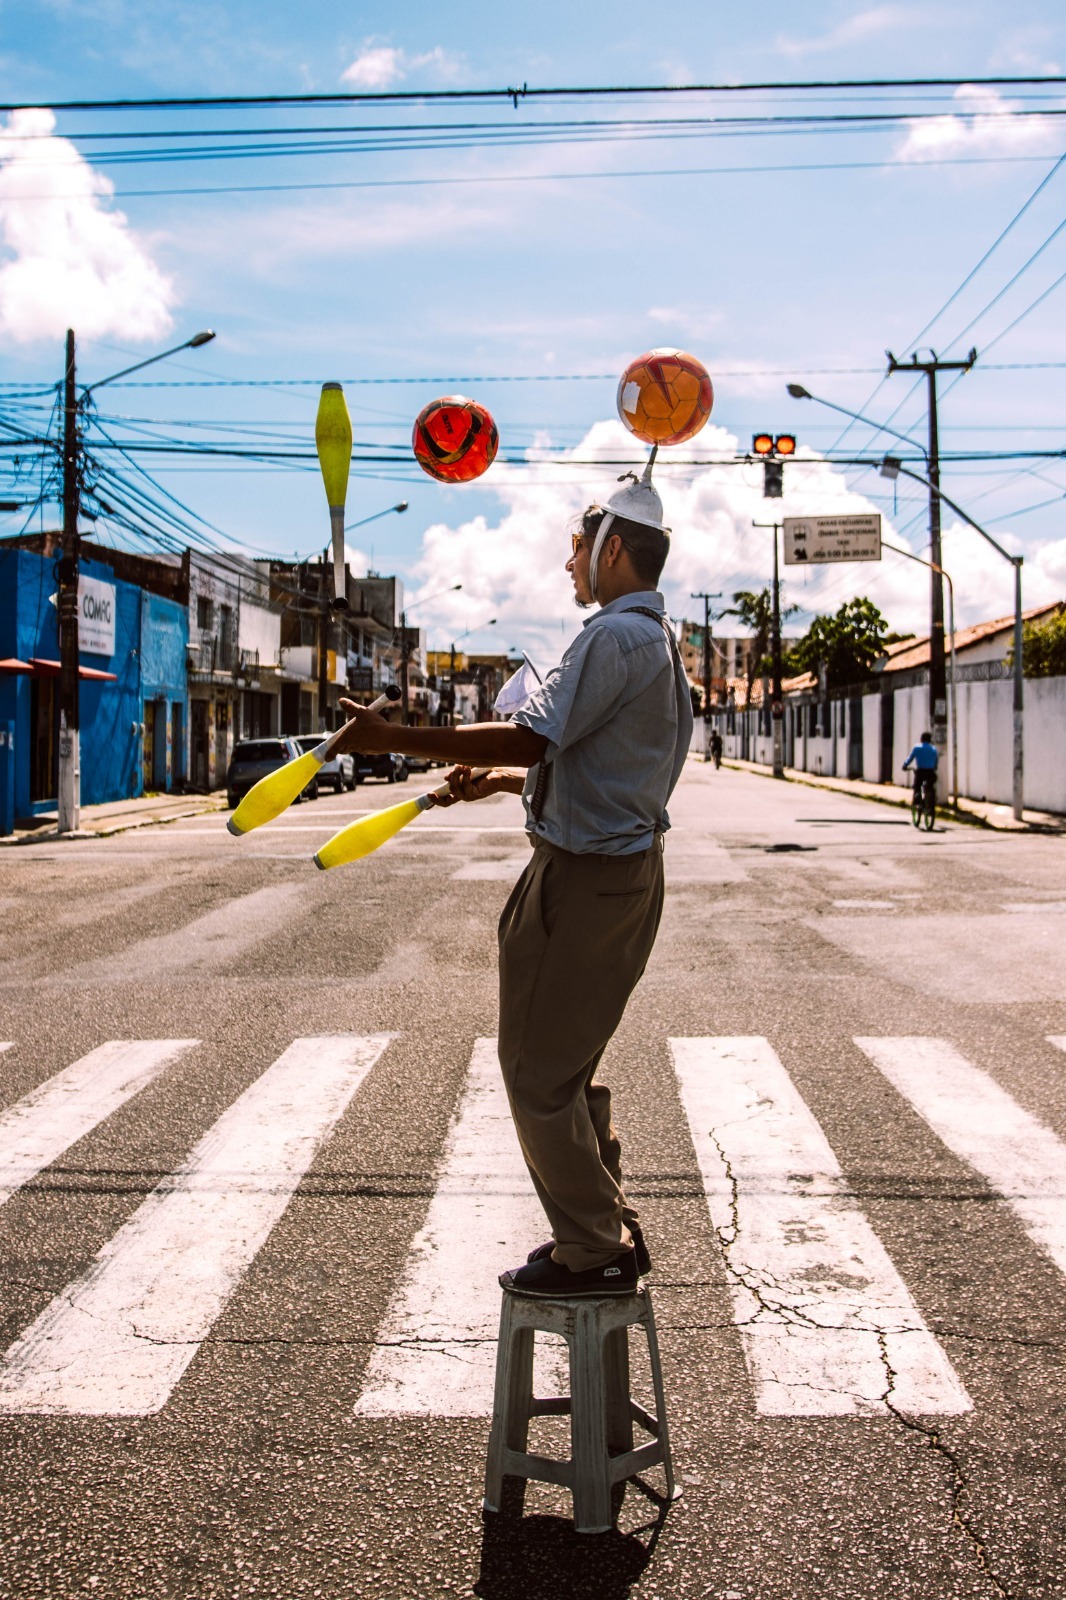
[513, 590, 693, 855]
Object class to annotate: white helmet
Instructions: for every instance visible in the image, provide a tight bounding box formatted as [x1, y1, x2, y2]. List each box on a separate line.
[588, 446, 670, 601]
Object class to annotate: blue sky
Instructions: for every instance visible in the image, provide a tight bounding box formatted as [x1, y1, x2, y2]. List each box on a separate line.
[0, 1, 1063, 662]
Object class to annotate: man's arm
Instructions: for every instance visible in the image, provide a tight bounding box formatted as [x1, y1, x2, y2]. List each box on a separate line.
[334, 699, 548, 768]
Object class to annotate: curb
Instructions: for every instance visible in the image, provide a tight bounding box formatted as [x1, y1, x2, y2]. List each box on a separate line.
[0, 799, 227, 847]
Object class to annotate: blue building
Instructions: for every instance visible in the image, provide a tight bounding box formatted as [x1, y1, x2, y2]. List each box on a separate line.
[0, 539, 188, 824]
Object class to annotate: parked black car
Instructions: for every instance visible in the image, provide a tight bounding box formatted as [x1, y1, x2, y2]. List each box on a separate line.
[355, 751, 408, 783]
[226, 738, 319, 809]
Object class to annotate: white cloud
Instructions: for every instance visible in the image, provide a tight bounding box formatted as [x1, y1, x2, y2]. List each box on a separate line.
[404, 419, 1066, 669]
[896, 85, 1059, 163]
[341, 43, 461, 89]
[777, 6, 911, 57]
[0, 108, 174, 345]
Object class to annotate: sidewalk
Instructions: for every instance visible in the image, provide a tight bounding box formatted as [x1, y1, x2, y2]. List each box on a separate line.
[1, 790, 228, 845]
[712, 756, 1066, 834]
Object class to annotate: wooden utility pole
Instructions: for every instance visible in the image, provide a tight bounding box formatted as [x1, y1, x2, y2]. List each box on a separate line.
[57, 328, 81, 833]
[754, 522, 786, 778]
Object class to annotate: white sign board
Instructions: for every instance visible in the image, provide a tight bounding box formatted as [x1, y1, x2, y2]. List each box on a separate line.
[783, 514, 881, 566]
[79, 575, 116, 656]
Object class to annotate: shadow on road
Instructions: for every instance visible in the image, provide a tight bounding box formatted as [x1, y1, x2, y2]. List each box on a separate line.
[474, 1479, 673, 1598]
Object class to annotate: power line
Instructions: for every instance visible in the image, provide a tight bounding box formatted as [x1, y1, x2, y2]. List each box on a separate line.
[2, 75, 1063, 112]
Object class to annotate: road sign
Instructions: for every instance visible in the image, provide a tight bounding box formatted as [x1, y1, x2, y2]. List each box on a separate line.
[782, 514, 881, 565]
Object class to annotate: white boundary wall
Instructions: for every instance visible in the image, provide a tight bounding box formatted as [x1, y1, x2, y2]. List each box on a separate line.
[696, 673, 1066, 813]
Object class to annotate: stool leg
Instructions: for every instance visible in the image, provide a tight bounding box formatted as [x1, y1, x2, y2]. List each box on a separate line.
[569, 1303, 613, 1534]
[603, 1325, 633, 1455]
[484, 1298, 534, 1513]
[642, 1294, 679, 1503]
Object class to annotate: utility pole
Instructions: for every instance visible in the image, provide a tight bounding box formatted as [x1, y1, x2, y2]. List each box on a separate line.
[400, 611, 411, 724]
[754, 521, 786, 779]
[886, 348, 976, 762]
[317, 550, 330, 730]
[57, 328, 81, 833]
[690, 590, 721, 729]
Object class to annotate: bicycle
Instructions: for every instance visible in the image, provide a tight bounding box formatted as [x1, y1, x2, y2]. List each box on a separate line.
[910, 772, 937, 831]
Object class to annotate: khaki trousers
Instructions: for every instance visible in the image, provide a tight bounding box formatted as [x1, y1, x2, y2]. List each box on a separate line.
[497, 834, 665, 1271]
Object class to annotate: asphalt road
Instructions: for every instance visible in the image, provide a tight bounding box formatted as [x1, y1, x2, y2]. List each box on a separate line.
[1, 760, 1065, 1600]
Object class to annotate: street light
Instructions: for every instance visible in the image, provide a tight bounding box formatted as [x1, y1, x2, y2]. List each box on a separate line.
[786, 383, 928, 462]
[344, 501, 408, 533]
[80, 330, 216, 395]
[56, 326, 217, 834]
[881, 454, 1025, 822]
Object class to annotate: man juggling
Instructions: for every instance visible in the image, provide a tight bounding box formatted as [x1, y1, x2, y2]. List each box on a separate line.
[334, 460, 692, 1298]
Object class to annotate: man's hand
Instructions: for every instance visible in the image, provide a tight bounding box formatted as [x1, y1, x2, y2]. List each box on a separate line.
[431, 765, 523, 807]
[333, 698, 394, 755]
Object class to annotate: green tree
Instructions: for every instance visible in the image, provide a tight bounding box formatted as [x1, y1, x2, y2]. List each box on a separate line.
[787, 597, 890, 690]
[1010, 606, 1066, 678]
[720, 587, 798, 707]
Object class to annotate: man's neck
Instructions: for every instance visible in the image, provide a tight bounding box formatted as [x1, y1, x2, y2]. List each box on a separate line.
[596, 577, 656, 607]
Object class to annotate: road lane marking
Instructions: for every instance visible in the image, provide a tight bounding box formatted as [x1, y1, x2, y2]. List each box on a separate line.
[0, 1044, 12, 1054]
[46, 885, 304, 984]
[0, 1034, 392, 1416]
[0, 1041, 198, 1210]
[857, 1036, 1066, 1280]
[669, 1037, 970, 1417]
[1047, 1037, 1066, 1053]
[355, 1037, 566, 1417]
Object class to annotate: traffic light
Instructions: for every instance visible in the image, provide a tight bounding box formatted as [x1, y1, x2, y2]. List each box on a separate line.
[752, 433, 795, 457]
[764, 461, 783, 498]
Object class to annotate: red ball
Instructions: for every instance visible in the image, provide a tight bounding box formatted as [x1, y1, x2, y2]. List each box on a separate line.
[412, 395, 499, 483]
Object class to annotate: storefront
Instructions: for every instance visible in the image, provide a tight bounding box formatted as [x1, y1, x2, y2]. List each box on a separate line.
[0, 545, 188, 824]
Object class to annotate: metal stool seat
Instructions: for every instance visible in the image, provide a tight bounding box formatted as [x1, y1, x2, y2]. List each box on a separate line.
[483, 1283, 678, 1535]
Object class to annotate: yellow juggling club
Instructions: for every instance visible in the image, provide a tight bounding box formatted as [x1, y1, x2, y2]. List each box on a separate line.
[314, 768, 490, 870]
[227, 687, 401, 837]
[315, 381, 352, 612]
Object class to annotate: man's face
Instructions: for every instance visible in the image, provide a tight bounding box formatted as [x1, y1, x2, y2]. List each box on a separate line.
[567, 529, 595, 609]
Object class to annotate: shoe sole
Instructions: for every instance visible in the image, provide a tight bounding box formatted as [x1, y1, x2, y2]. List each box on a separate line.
[501, 1279, 640, 1299]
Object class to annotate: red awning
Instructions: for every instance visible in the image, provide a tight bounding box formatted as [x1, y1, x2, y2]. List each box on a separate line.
[28, 657, 118, 683]
[0, 658, 34, 674]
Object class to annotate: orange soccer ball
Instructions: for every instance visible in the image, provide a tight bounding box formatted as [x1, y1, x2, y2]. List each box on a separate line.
[616, 348, 714, 446]
[412, 395, 499, 483]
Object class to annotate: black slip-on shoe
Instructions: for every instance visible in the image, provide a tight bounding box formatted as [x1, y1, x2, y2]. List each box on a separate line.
[527, 1222, 652, 1277]
[500, 1250, 639, 1299]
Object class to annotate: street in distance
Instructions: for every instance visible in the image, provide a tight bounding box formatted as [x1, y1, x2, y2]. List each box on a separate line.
[783, 513, 882, 565]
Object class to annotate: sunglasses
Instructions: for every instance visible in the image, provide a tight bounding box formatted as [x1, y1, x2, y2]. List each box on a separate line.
[570, 533, 593, 556]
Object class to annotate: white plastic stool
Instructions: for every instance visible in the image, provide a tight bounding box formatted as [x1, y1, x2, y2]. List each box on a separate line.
[483, 1284, 678, 1535]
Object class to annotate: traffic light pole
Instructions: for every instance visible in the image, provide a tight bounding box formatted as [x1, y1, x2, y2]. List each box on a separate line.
[886, 349, 976, 767]
[754, 521, 785, 779]
[57, 328, 81, 834]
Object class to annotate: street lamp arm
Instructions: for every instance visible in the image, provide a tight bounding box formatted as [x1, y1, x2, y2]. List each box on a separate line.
[81, 330, 216, 395]
[344, 501, 409, 533]
[883, 458, 1019, 566]
[787, 384, 928, 462]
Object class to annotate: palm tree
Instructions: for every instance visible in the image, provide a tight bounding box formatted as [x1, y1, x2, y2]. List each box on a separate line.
[719, 587, 798, 708]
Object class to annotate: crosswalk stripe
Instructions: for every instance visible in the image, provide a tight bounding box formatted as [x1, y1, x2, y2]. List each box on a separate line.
[856, 1036, 1066, 1281]
[669, 1037, 971, 1417]
[0, 1041, 198, 1211]
[0, 1044, 12, 1054]
[355, 1037, 567, 1417]
[1048, 1036, 1066, 1054]
[0, 1033, 392, 1417]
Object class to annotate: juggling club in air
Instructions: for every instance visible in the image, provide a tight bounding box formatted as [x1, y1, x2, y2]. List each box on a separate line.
[315, 381, 352, 612]
[313, 767, 490, 870]
[227, 687, 401, 838]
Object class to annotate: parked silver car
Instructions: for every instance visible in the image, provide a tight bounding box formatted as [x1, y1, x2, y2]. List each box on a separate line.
[291, 734, 357, 793]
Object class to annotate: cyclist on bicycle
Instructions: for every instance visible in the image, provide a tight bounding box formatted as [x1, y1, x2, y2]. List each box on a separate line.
[903, 731, 938, 809]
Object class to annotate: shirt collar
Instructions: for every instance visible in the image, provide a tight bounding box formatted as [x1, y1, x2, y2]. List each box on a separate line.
[583, 590, 666, 628]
